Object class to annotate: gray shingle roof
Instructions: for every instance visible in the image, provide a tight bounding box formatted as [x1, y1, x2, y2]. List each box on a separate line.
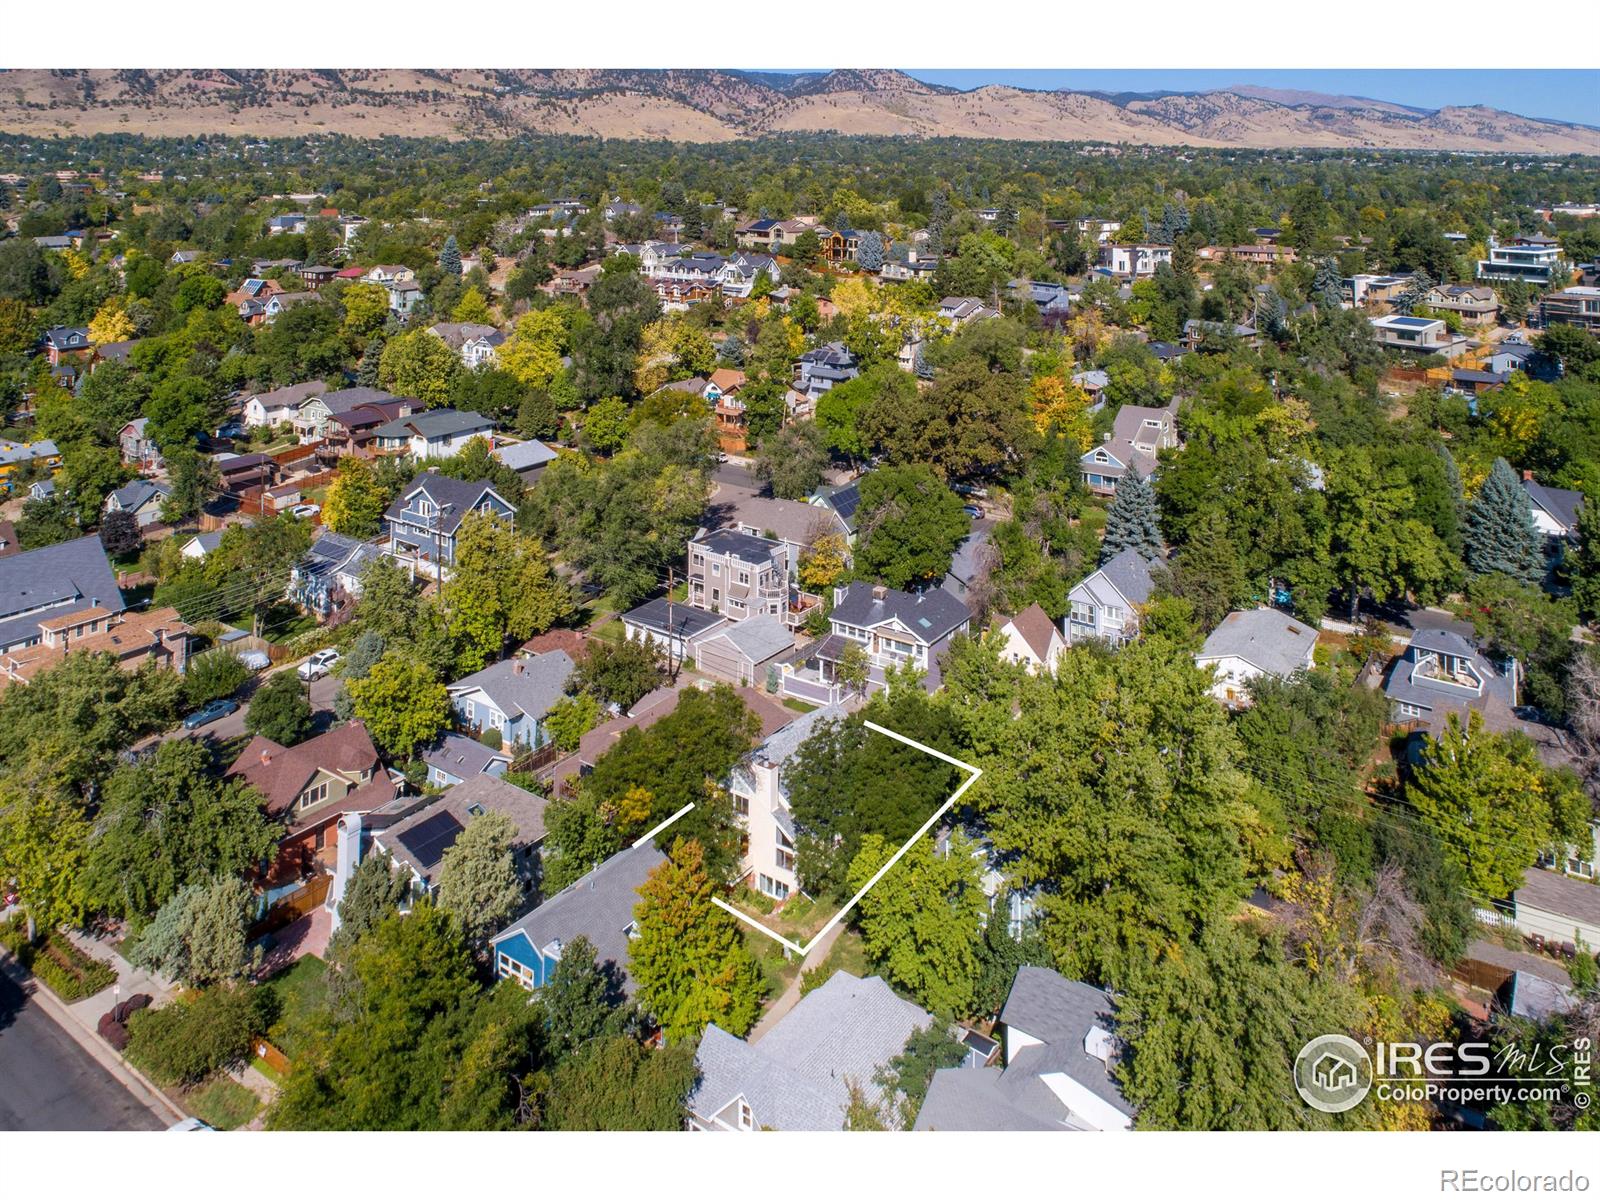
[913, 1064, 1068, 1131]
[1093, 548, 1156, 607]
[379, 774, 546, 889]
[384, 476, 510, 537]
[423, 730, 510, 780]
[448, 651, 575, 722]
[1196, 608, 1318, 678]
[830, 582, 971, 646]
[493, 440, 558, 472]
[107, 479, 171, 513]
[690, 973, 932, 1130]
[0, 535, 123, 651]
[621, 597, 727, 640]
[705, 614, 794, 664]
[374, 408, 494, 441]
[491, 841, 666, 995]
[1524, 479, 1583, 533]
[1000, 966, 1132, 1119]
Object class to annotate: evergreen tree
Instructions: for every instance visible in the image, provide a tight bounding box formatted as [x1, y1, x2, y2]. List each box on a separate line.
[1393, 268, 1435, 315]
[331, 848, 410, 953]
[1100, 469, 1164, 563]
[1465, 457, 1544, 584]
[357, 333, 385, 388]
[539, 934, 623, 1059]
[856, 230, 885, 272]
[439, 235, 462, 277]
[1312, 258, 1343, 311]
[1571, 489, 1600, 620]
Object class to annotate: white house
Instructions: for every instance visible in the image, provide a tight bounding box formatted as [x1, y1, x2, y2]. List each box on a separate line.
[371, 409, 496, 459]
[244, 379, 328, 429]
[103, 479, 172, 528]
[993, 603, 1065, 674]
[1097, 243, 1173, 278]
[427, 322, 506, 370]
[728, 703, 844, 902]
[1194, 608, 1318, 706]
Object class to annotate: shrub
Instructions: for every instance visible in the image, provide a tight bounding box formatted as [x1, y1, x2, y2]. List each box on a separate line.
[0, 916, 117, 1001]
[184, 649, 251, 707]
[125, 986, 268, 1087]
[479, 727, 503, 751]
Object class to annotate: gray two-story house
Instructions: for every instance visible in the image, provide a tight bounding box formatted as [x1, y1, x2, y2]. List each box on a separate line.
[382, 475, 516, 571]
[1064, 549, 1157, 646]
[688, 528, 790, 622]
[1381, 618, 1520, 737]
[806, 581, 972, 695]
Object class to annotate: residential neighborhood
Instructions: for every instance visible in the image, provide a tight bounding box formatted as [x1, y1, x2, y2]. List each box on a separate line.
[2, 59, 1600, 1157]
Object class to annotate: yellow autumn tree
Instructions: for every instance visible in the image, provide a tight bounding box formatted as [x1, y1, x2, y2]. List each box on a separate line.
[87, 298, 136, 346]
[451, 286, 494, 325]
[831, 276, 879, 322]
[798, 532, 850, 590]
[1030, 373, 1094, 451]
[496, 307, 567, 390]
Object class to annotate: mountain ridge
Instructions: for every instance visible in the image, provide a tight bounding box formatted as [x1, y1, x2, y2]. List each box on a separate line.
[0, 68, 1595, 152]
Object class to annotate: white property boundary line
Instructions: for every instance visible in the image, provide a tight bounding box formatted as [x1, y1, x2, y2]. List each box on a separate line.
[710, 719, 983, 958]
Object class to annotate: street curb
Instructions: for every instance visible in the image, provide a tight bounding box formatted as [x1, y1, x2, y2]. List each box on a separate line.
[0, 948, 189, 1126]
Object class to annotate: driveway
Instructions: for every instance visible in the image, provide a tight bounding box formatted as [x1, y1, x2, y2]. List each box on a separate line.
[0, 971, 164, 1131]
[140, 669, 342, 751]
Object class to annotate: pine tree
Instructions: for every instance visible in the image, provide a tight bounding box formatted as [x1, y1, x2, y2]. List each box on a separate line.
[1570, 490, 1600, 620]
[856, 231, 885, 272]
[439, 235, 462, 277]
[1101, 469, 1164, 564]
[1313, 258, 1343, 311]
[1393, 268, 1435, 315]
[1465, 458, 1544, 584]
[357, 333, 385, 387]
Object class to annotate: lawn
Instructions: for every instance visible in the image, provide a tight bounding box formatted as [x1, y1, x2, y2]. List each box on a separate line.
[782, 698, 818, 714]
[184, 1075, 260, 1131]
[259, 955, 329, 1059]
[744, 926, 801, 1000]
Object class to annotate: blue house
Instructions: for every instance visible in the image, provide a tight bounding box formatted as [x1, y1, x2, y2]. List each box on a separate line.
[423, 730, 512, 788]
[382, 474, 516, 570]
[490, 841, 667, 994]
[446, 650, 576, 751]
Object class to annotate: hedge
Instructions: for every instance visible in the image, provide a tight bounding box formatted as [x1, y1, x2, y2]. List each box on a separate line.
[0, 916, 117, 1002]
[125, 985, 269, 1087]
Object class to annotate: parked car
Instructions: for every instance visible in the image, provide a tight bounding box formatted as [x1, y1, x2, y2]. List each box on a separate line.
[297, 648, 341, 681]
[238, 649, 271, 671]
[182, 698, 238, 730]
[165, 1118, 214, 1132]
[290, 503, 321, 519]
[962, 504, 982, 519]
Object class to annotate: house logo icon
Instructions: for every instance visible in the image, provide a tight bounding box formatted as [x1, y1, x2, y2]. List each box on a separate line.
[1294, 1035, 1372, 1113]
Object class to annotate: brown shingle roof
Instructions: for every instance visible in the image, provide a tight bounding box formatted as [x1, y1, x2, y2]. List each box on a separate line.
[1006, 603, 1059, 663]
[226, 720, 384, 815]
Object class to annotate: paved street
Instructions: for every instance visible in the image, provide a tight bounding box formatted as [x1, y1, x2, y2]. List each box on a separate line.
[0, 972, 163, 1131]
[140, 669, 342, 751]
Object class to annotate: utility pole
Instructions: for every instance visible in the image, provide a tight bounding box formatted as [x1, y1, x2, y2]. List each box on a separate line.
[665, 564, 678, 681]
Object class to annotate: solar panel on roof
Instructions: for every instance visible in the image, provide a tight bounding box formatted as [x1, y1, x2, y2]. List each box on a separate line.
[396, 811, 464, 869]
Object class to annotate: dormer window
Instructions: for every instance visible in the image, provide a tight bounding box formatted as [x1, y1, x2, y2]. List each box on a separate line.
[737, 1101, 753, 1130]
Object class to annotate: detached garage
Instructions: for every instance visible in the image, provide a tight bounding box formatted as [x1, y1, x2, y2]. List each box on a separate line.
[693, 615, 794, 686]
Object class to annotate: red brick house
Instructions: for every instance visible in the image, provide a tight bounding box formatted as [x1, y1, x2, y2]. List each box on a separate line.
[227, 720, 397, 898]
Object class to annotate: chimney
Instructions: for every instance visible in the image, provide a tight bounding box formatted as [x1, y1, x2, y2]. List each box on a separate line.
[1522, 469, 1534, 482]
[513, 660, 525, 675]
[260, 750, 273, 766]
[872, 584, 886, 602]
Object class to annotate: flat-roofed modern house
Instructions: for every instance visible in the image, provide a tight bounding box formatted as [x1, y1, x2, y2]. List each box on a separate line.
[1195, 608, 1318, 707]
[1540, 286, 1600, 335]
[1478, 235, 1564, 288]
[1097, 243, 1173, 278]
[489, 841, 666, 994]
[689, 972, 933, 1130]
[1369, 314, 1453, 353]
[915, 966, 1134, 1131]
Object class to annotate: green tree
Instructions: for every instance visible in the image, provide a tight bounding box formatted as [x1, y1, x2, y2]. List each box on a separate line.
[322, 456, 392, 539]
[538, 933, 623, 1060]
[329, 848, 410, 956]
[573, 632, 664, 709]
[1407, 711, 1590, 900]
[541, 1035, 698, 1130]
[160, 449, 219, 526]
[126, 984, 267, 1087]
[1465, 457, 1544, 584]
[0, 784, 91, 941]
[439, 235, 462, 277]
[127, 876, 253, 988]
[580, 396, 630, 455]
[379, 328, 461, 408]
[848, 832, 987, 1016]
[439, 513, 573, 674]
[629, 838, 764, 1042]
[184, 648, 251, 707]
[754, 421, 830, 500]
[859, 359, 1033, 482]
[1326, 447, 1452, 619]
[854, 464, 971, 589]
[571, 257, 660, 402]
[346, 653, 450, 761]
[545, 692, 600, 753]
[436, 811, 527, 948]
[1100, 469, 1163, 563]
[245, 671, 314, 746]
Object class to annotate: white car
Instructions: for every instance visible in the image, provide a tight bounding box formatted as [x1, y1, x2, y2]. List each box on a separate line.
[297, 648, 341, 681]
[290, 503, 321, 519]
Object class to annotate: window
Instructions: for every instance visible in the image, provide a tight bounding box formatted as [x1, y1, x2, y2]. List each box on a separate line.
[299, 781, 329, 810]
[738, 1101, 753, 1130]
[775, 846, 796, 872]
[733, 792, 749, 817]
[711, 562, 721, 576]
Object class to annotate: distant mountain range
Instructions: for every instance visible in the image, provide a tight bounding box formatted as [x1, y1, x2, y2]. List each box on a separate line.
[1, 68, 1596, 153]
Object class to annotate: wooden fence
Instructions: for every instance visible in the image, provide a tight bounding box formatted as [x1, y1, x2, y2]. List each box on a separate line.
[247, 874, 330, 941]
[251, 1039, 292, 1077]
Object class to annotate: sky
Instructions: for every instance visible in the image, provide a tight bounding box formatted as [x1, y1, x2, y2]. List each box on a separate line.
[891, 70, 1600, 127]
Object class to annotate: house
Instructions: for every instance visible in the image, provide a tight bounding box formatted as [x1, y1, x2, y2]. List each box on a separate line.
[723, 700, 836, 901]
[1228, 243, 1297, 267]
[1381, 617, 1520, 735]
[1195, 608, 1318, 706]
[1076, 399, 1181, 496]
[1097, 243, 1173, 278]
[1010, 279, 1074, 326]
[1448, 368, 1510, 397]
[937, 296, 997, 326]
[266, 213, 309, 236]
[880, 249, 940, 283]
[0, 521, 18, 558]
[372, 775, 545, 897]
[1065, 549, 1157, 646]
[321, 397, 414, 459]
[427, 322, 506, 369]
[1426, 284, 1500, 326]
[26, 479, 55, 503]
[225, 721, 398, 900]
[385, 279, 424, 315]
[1540, 286, 1600, 336]
[0, 439, 62, 491]
[102, 479, 172, 528]
[1369, 314, 1454, 355]
[1478, 236, 1565, 288]
[619, 597, 727, 665]
[1522, 476, 1584, 541]
[41, 326, 92, 365]
[180, 531, 222, 560]
[288, 530, 382, 615]
[688, 529, 791, 622]
[0, 605, 190, 687]
[1344, 273, 1410, 309]
[491, 439, 558, 488]
[943, 529, 992, 600]
[704, 368, 750, 454]
[262, 292, 321, 323]
[692, 615, 795, 688]
[1509, 868, 1600, 949]
[805, 581, 971, 695]
[993, 604, 1065, 674]
[809, 479, 866, 540]
[707, 489, 849, 577]
[916, 966, 1133, 1131]
[1076, 217, 1122, 243]
[297, 265, 337, 292]
[718, 253, 780, 299]
[364, 265, 416, 287]
[372, 409, 496, 460]
[382, 475, 516, 570]
[689, 972, 933, 1130]
[422, 731, 513, 789]
[793, 342, 860, 402]
[0, 535, 124, 655]
[489, 841, 666, 994]
[447, 651, 576, 751]
[1182, 318, 1259, 349]
[244, 380, 327, 429]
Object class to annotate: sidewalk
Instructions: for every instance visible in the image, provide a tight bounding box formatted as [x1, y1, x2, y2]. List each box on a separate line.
[61, 927, 179, 1032]
[748, 921, 844, 1043]
[0, 944, 186, 1127]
